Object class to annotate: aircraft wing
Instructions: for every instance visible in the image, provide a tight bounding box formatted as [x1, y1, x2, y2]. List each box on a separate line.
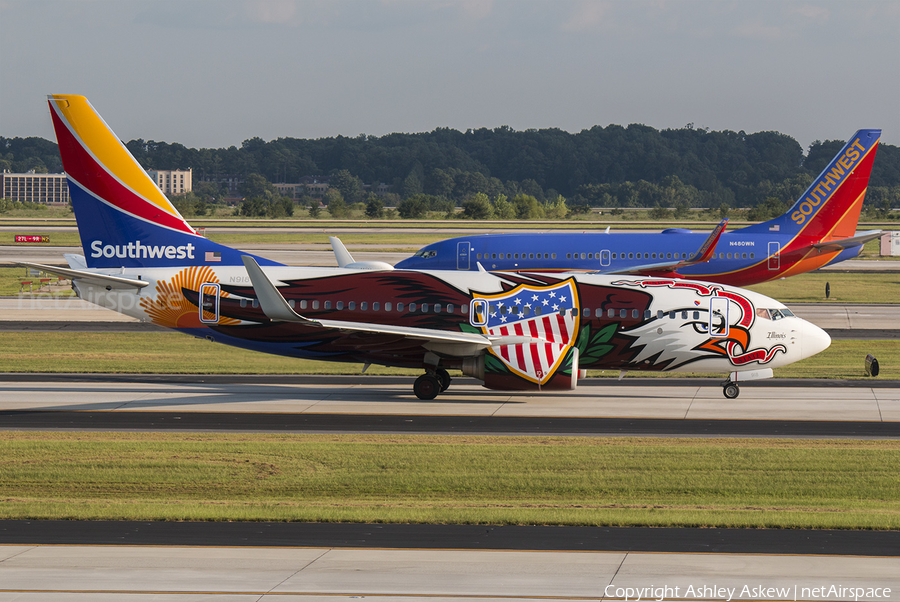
[16, 262, 148, 289]
[600, 218, 728, 276]
[811, 230, 883, 251]
[240, 256, 532, 348]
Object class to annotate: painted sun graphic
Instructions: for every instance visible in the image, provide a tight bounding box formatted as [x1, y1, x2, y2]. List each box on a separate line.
[140, 266, 240, 328]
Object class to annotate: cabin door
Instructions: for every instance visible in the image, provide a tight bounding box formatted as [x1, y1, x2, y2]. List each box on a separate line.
[457, 242, 471, 270]
[469, 298, 489, 327]
[768, 242, 780, 270]
[199, 283, 220, 324]
[709, 296, 729, 338]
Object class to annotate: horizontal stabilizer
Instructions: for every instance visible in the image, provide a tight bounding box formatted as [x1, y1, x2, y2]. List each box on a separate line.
[17, 262, 148, 289]
[811, 230, 883, 251]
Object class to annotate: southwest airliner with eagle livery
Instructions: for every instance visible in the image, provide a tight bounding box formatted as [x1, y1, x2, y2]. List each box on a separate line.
[22, 95, 831, 400]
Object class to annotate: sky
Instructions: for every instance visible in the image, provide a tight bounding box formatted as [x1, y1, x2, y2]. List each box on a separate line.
[1, 0, 898, 153]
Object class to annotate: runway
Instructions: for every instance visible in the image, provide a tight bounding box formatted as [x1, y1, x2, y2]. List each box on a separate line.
[0, 531, 897, 600]
[1, 375, 898, 436]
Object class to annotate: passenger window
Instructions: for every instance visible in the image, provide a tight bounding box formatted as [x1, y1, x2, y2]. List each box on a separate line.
[534, 307, 542, 316]
[633, 309, 639, 318]
[588, 253, 593, 259]
[491, 253, 497, 259]
[529, 253, 534, 259]
[669, 311, 675, 319]
[447, 304, 454, 313]
[681, 311, 687, 319]
[312, 300, 319, 310]
[373, 302, 380, 311]
[580, 253, 586, 259]
[461, 304, 468, 314]
[644, 310, 651, 319]
[324, 301, 331, 310]
[252, 300, 259, 308]
[693, 311, 699, 320]
[619, 309, 627, 318]
[583, 308, 590, 317]
[396, 302, 404, 311]
[510, 306, 518, 315]
[288, 300, 295, 309]
[476, 253, 481, 260]
[360, 302, 367, 311]
[523, 307, 530, 316]
[750, 253, 755, 259]
[385, 302, 392, 311]
[651, 253, 656, 259]
[629, 253, 634, 259]
[742, 253, 747, 259]
[435, 303, 442, 313]
[348, 301, 356, 310]
[514, 253, 519, 259]
[608, 308, 615, 318]
[300, 300, 307, 310]
[409, 303, 417, 312]
[566, 253, 571, 259]
[421, 304, 428, 313]
[240, 298, 247, 308]
[551, 253, 556, 259]
[336, 301, 343, 310]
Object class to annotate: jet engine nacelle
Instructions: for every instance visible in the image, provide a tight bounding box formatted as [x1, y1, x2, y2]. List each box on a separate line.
[462, 346, 580, 391]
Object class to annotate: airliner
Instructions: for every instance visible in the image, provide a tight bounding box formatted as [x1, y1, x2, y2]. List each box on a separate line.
[22, 95, 831, 400]
[394, 130, 882, 287]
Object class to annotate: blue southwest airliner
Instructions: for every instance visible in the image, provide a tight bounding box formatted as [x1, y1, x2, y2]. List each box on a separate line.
[394, 130, 882, 287]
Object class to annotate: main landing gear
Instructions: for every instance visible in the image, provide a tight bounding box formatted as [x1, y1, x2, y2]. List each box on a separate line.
[414, 364, 452, 401]
[723, 381, 740, 399]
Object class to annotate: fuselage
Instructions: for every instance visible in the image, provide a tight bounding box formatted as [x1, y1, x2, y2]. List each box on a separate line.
[77, 263, 829, 377]
[393, 228, 857, 287]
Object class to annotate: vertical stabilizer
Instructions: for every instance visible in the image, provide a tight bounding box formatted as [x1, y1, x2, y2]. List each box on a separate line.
[48, 95, 281, 269]
[741, 129, 880, 242]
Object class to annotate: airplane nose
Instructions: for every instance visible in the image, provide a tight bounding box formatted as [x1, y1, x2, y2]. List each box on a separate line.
[799, 319, 831, 360]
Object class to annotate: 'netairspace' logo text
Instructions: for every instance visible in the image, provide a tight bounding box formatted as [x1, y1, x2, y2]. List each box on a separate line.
[603, 584, 892, 601]
[91, 240, 195, 260]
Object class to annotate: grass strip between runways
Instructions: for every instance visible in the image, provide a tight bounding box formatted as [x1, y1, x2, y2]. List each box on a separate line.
[1, 433, 898, 529]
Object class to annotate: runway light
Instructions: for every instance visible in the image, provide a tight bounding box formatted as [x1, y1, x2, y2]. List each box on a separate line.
[865, 354, 879, 377]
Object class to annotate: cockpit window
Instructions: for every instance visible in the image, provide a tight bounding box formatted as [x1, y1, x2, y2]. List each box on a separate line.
[413, 249, 437, 259]
[756, 308, 794, 321]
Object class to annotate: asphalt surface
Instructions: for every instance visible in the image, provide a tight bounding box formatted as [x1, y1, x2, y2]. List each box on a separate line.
[1, 520, 897, 556]
[3, 408, 898, 438]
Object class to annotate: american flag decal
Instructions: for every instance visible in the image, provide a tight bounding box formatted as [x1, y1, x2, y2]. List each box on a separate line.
[474, 278, 580, 385]
[205, 251, 221, 262]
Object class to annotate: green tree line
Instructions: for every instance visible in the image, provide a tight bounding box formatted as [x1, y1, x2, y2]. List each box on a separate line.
[3, 125, 899, 213]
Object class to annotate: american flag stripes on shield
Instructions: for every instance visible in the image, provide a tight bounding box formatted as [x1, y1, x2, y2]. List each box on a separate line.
[475, 278, 579, 385]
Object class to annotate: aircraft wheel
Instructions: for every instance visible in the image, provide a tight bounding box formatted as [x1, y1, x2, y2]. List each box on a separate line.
[723, 383, 740, 399]
[436, 368, 452, 392]
[414, 374, 441, 400]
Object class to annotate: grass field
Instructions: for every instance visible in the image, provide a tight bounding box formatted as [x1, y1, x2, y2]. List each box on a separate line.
[0, 433, 896, 529]
[0, 332, 895, 379]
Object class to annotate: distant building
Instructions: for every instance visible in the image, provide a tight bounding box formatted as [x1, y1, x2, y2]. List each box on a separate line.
[1, 171, 70, 205]
[198, 174, 244, 196]
[147, 168, 192, 196]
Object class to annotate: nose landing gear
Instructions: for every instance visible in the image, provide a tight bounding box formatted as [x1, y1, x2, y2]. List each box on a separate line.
[723, 381, 740, 399]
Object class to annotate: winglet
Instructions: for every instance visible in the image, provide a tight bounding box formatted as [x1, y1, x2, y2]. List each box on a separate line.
[241, 255, 318, 324]
[329, 236, 355, 268]
[692, 218, 728, 264]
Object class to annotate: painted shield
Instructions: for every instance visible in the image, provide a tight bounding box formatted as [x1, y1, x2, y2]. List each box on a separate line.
[474, 278, 580, 384]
